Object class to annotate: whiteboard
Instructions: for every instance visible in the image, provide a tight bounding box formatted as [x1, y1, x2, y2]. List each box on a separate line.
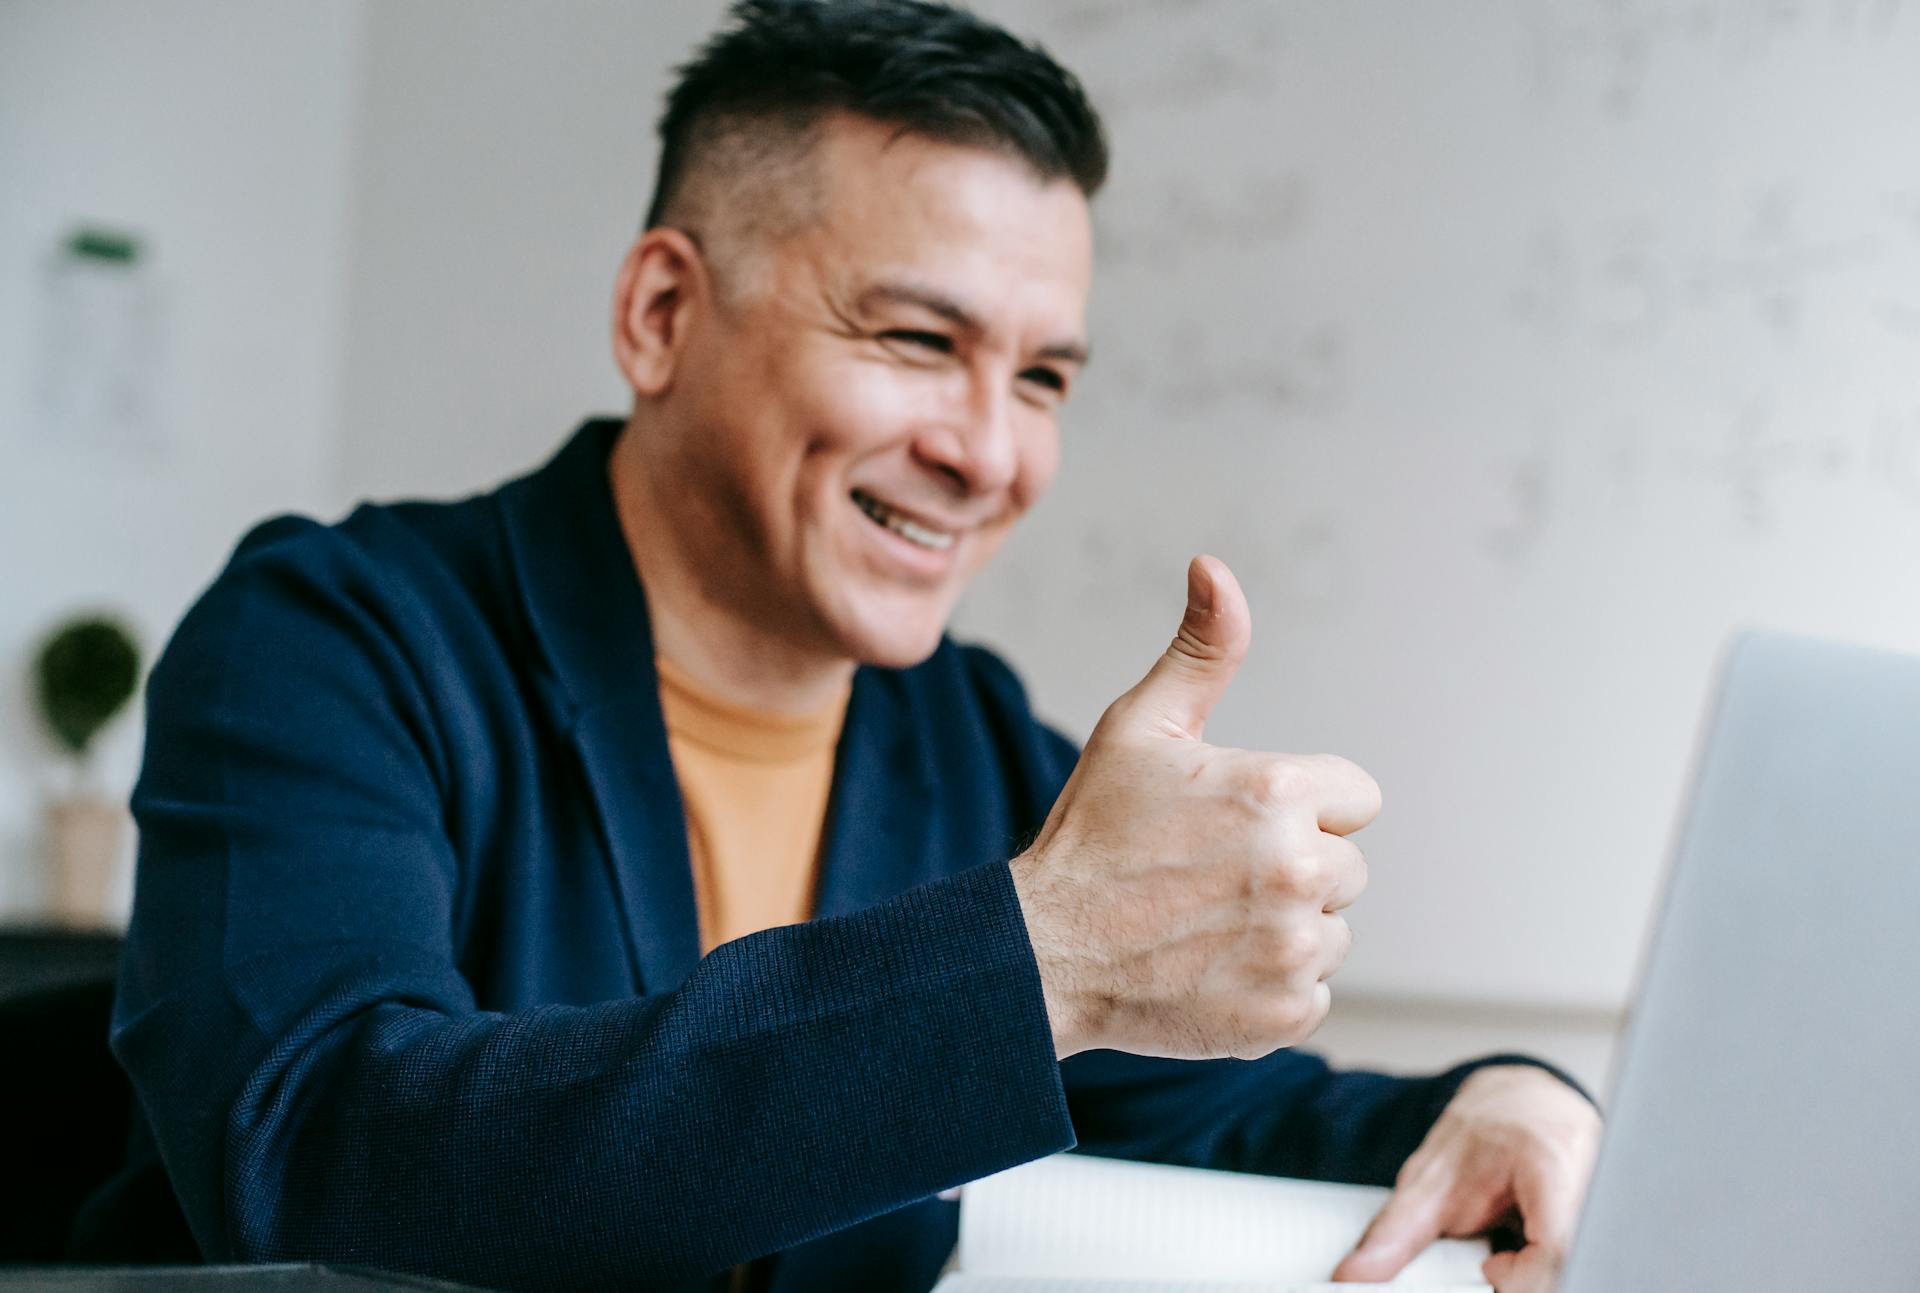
[955, 0, 1920, 1009]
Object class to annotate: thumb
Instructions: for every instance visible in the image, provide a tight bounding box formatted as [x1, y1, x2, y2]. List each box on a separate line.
[1115, 554, 1250, 741]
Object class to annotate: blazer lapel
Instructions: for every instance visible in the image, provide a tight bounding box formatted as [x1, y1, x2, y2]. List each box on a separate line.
[497, 420, 702, 995]
[567, 697, 703, 994]
[812, 666, 941, 920]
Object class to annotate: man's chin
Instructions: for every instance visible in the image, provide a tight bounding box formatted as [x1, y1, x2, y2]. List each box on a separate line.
[847, 628, 948, 671]
[832, 608, 950, 671]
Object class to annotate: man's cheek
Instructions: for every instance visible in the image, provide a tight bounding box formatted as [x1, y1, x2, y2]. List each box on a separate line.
[962, 525, 1015, 583]
[1014, 437, 1061, 513]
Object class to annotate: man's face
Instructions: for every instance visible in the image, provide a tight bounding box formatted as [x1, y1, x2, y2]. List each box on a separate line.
[663, 113, 1093, 669]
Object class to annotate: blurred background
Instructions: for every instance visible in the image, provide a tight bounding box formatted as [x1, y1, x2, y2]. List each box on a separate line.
[4, 0, 1918, 1098]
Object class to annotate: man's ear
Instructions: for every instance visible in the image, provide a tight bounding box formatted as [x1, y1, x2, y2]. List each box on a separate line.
[611, 227, 707, 397]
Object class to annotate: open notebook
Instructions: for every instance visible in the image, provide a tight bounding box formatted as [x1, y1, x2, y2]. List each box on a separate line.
[935, 1153, 1491, 1293]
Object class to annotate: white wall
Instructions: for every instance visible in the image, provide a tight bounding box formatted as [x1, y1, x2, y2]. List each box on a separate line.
[334, 0, 730, 503]
[0, 0, 366, 920]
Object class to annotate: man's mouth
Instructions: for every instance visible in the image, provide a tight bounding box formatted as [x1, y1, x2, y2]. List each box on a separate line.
[850, 488, 956, 551]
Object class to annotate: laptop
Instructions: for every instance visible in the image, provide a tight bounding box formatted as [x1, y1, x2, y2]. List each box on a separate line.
[1560, 630, 1920, 1288]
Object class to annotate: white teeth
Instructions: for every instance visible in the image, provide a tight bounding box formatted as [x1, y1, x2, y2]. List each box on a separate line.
[853, 491, 955, 551]
[891, 515, 954, 550]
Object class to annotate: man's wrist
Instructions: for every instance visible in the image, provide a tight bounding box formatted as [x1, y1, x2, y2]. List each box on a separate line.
[1007, 848, 1097, 1060]
[1452, 1053, 1601, 1112]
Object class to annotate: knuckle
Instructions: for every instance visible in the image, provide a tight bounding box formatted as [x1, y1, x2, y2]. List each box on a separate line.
[1284, 835, 1354, 904]
[1246, 758, 1311, 813]
[1271, 846, 1328, 900]
[1082, 711, 1130, 758]
[1270, 934, 1316, 979]
[1256, 913, 1320, 973]
[1533, 1121, 1591, 1174]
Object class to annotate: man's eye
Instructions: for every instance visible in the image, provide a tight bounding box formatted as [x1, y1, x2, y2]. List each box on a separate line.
[1020, 366, 1066, 394]
[881, 329, 954, 354]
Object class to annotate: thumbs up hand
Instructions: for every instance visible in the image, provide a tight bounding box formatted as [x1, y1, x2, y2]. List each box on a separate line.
[1009, 555, 1380, 1061]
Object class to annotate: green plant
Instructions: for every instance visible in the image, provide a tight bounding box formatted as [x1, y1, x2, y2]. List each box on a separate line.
[33, 615, 141, 760]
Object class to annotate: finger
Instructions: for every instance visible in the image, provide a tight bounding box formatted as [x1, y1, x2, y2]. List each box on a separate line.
[1317, 912, 1353, 980]
[1111, 555, 1251, 741]
[1513, 1140, 1583, 1256]
[1300, 752, 1382, 836]
[1482, 1251, 1520, 1289]
[1304, 979, 1333, 1041]
[1483, 1244, 1562, 1293]
[1329, 1168, 1454, 1282]
[1319, 834, 1368, 911]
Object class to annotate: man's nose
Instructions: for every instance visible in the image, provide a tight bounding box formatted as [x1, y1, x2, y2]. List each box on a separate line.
[916, 378, 1019, 497]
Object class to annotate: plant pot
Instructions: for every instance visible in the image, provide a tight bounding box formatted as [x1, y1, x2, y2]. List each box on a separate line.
[45, 794, 127, 928]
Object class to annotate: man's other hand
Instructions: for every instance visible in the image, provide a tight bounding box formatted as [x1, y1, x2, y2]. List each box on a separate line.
[1009, 554, 1379, 1061]
[1331, 1064, 1603, 1293]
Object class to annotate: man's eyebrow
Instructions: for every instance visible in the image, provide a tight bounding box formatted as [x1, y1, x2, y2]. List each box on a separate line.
[855, 281, 1091, 367]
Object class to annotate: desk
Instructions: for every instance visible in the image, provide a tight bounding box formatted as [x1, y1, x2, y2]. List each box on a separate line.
[0, 1266, 491, 1291]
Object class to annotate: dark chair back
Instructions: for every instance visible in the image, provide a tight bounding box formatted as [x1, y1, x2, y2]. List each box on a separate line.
[0, 976, 133, 1262]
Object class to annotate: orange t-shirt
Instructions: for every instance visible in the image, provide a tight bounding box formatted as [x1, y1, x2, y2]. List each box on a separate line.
[654, 655, 852, 954]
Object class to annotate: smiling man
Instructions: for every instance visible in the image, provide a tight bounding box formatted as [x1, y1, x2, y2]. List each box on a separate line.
[81, 3, 1598, 1291]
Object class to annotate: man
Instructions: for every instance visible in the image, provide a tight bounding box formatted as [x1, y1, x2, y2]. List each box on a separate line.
[79, 2, 1599, 1290]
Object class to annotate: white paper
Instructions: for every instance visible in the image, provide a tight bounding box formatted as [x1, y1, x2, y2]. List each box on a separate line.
[955, 1153, 1490, 1289]
[936, 1280, 1490, 1293]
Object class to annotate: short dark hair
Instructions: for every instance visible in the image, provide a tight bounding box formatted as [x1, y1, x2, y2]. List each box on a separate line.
[645, 0, 1108, 231]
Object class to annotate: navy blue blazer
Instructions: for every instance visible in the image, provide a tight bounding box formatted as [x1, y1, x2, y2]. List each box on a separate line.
[81, 420, 1563, 1292]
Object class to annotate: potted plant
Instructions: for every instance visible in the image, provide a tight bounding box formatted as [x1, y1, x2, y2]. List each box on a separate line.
[32, 614, 142, 926]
